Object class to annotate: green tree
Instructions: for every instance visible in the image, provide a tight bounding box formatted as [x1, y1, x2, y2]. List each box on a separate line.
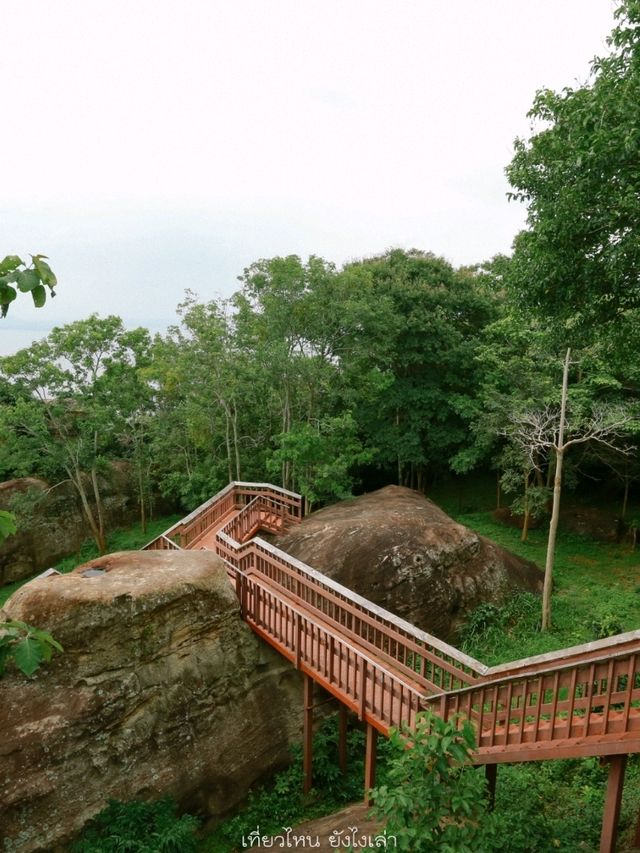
[507, 1, 640, 327]
[345, 250, 497, 489]
[267, 413, 372, 508]
[0, 253, 58, 543]
[0, 315, 151, 552]
[234, 255, 342, 490]
[504, 349, 636, 630]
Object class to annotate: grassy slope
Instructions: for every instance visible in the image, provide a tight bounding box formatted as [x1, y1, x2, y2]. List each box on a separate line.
[427, 475, 640, 663]
[456, 513, 640, 663]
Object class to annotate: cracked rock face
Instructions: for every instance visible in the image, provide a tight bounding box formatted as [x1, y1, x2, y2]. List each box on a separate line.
[276, 486, 543, 641]
[0, 551, 302, 853]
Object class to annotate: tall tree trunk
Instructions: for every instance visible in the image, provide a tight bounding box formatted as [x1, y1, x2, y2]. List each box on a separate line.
[496, 471, 501, 510]
[67, 465, 106, 554]
[138, 463, 147, 534]
[282, 386, 291, 489]
[396, 408, 402, 486]
[90, 464, 107, 554]
[224, 412, 233, 482]
[521, 470, 531, 542]
[542, 348, 570, 631]
[232, 405, 241, 481]
[622, 472, 630, 520]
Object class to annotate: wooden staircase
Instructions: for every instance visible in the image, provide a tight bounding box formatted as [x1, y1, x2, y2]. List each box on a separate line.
[144, 482, 640, 851]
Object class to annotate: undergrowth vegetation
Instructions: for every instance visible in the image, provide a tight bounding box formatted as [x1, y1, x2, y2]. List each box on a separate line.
[453, 513, 640, 665]
[202, 716, 379, 852]
[72, 798, 200, 853]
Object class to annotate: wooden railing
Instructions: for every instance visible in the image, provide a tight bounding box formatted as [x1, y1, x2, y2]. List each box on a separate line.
[215, 491, 483, 695]
[425, 647, 640, 762]
[143, 480, 640, 761]
[142, 482, 303, 551]
[141, 480, 640, 850]
[143, 534, 183, 551]
[235, 567, 423, 732]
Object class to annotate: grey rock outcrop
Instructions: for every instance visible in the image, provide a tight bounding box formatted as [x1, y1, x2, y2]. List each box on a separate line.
[0, 550, 302, 852]
[276, 486, 543, 641]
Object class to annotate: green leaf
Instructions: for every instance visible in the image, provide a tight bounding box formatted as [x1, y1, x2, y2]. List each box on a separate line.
[16, 269, 40, 293]
[4, 620, 30, 631]
[0, 255, 23, 274]
[31, 284, 47, 308]
[0, 283, 17, 310]
[30, 628, 63, 653]
[0, 646, 10, 676]
[32, 256, 57, 287]
[12, 637, 43, 676]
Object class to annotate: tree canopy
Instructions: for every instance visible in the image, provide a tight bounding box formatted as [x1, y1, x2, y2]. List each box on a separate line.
[507, 0, 640, 327]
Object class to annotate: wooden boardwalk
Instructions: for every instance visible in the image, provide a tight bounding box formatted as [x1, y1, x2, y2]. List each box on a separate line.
[144, 481, 640, 851]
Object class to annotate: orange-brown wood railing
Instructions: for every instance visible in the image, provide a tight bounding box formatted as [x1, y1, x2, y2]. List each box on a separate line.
[143, 481, 640, 761]
[215, 491, 483, 695]
[425, 647, 640, 763]
[142, 480, 640, 851]
[234, 568, 423, 733]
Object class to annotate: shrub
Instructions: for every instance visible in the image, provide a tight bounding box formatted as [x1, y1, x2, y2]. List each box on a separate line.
[369, 711, 498, 852]
[588, 608, 624, 640]
[72, 798, 200, 853]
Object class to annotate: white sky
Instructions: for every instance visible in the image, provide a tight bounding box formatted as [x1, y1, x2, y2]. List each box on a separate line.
[1, 0, 617, 354]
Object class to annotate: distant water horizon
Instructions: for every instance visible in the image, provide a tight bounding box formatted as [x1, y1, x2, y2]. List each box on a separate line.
[0, 318, 172, 357]
[0, 327, 49, 356]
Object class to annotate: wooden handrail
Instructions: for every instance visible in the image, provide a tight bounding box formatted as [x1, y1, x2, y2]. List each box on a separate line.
[142, 480, 640, 761]
[142, 481, 303, 551]
[216, 492, 481, 692]
[482, 629, 640, 680]
[235, 566, 424, 731]
[424, 647, 640, 759]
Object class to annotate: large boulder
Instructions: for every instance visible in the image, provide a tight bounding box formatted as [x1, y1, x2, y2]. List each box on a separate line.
[0, 550, 302, 852]
[276, 486, 543, 641]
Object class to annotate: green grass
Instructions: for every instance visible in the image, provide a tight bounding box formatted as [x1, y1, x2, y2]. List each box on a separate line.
[0, 514, 182, 608]
[442, 497, 640, 852]
[453, 511, 640, 665]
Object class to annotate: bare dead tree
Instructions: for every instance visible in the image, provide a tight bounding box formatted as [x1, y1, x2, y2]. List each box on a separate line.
[503, 348, 635, 631]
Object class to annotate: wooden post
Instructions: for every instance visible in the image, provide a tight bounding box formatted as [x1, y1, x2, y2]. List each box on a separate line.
[485, 764, 497, 811]
[303, 675, 313, 794]
[600, 755, 627, 853]
[364, 723, 377, 806]
[338, 704, 348, 773]
[295, 612, 302, 669]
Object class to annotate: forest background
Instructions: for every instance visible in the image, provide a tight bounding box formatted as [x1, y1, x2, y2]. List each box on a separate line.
[2, 2, 640, 594]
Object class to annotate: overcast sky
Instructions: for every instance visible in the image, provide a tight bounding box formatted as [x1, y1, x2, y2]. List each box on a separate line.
[1, 0, 617, 355]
